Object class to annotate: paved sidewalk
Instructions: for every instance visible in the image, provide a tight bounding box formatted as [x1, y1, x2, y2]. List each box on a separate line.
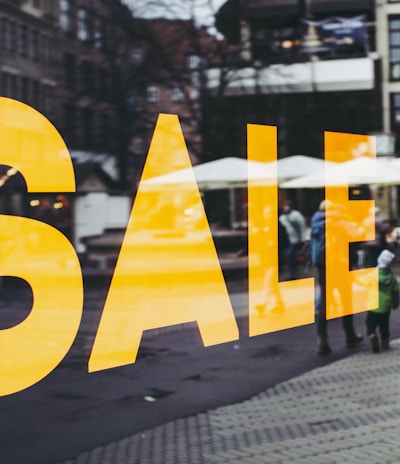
[59, 338, 400, 464]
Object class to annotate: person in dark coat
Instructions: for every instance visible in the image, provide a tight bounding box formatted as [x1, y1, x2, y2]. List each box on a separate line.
[310, 200, 363, 355]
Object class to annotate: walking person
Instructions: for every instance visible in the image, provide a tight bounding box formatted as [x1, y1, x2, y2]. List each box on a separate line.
[366, 249, 399, 353]
[310, 200, 363, 355]
[279, 200, 307, 280]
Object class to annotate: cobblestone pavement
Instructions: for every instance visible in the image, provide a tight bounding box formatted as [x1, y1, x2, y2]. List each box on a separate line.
[59, 338, 400, 464]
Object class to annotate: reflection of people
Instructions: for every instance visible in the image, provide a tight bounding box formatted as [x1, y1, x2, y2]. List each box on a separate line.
[310, 200, 363, 356]
[363, 207, 392, 267]
[279, 200, 306, 280]
[366, 249, 399, 353]
[256, 206, 284, 314]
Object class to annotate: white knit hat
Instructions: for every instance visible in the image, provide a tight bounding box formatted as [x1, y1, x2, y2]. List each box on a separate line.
[377, 249, 395, 268]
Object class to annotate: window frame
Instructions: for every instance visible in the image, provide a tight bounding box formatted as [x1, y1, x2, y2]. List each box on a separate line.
[389, 15, 400, 81]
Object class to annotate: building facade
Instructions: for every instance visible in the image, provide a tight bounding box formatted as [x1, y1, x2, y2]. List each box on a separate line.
[376, 0, 400, 155]
[0, 0, 59, 123]
[213, 0, 381, 159]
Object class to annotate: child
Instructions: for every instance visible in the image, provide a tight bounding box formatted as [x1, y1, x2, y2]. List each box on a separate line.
[366, 249, 399, 353]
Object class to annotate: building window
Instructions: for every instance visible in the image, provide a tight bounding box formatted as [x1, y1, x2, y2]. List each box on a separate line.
[190, 72, 200, 100]
[391, 93, 400, 151]
[64, 53, 75, 89]
[100, 113, 109, 149]
[32, 80, 40, 109]
[187, 54, 201, 69]
[147, 85, 159, 102]
[63, 104, 76, 146]
[2, 18, 8, 50]
[31, 30, 40, 60]
[252, 26, 301, 63]
[389, 16, 400, 81]
[19, 25, 28, 57]
[129, 135, 144, 154]
[171, 84, 184, 102]
[77, 8, 91, 42]
[80, 60, 93, 94]
[10, 74, 18, 100]
[60, 0, 73, 33]
[1, 73, 9, 96]
[21, 76, 29, 103]
[94, 16, 106, 50]
[132, 46, 143, 65]
[82, 108, 93, 149]
[99, 67, 109, 100]
[9, 21, 17, 53]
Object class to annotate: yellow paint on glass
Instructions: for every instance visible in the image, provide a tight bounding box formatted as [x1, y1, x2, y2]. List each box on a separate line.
[0, 98, 83, 396]
[248, 124, 314, 336]
[89, 114, 239, 372]
[324, 131, 378, 319]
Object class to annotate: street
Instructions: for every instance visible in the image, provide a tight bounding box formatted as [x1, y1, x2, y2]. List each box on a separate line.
[0, 268, 396, 464]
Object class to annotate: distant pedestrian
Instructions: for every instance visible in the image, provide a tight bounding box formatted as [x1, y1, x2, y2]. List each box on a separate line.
[363, 207, 392, 267]
[279, 200, 306, 280]
[366, 249, 399, 353]
[310, 200, 363, 355]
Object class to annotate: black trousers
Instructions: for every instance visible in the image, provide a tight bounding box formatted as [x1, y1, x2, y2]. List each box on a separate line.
[366, 311, 390, 340]
[315, 264, 357, 339]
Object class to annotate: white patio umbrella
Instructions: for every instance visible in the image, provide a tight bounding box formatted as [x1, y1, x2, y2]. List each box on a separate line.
[141, 157, 277, 229]
[141, 157, 276, 191]
[280, 156, 400, 188]
[277, 155, 333, 181]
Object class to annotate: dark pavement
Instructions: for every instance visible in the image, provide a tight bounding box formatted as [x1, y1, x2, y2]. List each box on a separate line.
[0, 261, 392, 464]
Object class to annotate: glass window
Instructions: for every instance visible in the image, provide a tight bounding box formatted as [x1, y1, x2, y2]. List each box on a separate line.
[32, 79, 40, 108]
[1, 72, 9, 96]
[94, 16, 106, 50]
[21, 76, 29, 103]
[171, 84, 184, 102]
[2, 18, 8, 51]
[31, 30, 39, 60]
[80, 60, 93, 94]
[64, 53, 75, 89]
[100, 113, 109, 149]
[391, 93, 400, 151]
[60, 0, 73, 33]
[132, 46, 144, 65]
[82, 107, 93, 148]
[187, 54, 201, 69]
[190, 72, 200, 100]
[19, 25, 28, 57]
[389, 16, 400, 81]
[77, 8, 91, 42]
[146, 84, 159, 102]
[9, 21, 17, 53]
[63, 103, 76, 146]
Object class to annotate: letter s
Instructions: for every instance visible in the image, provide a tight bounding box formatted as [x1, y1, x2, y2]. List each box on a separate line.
[0, 98, 83, 395]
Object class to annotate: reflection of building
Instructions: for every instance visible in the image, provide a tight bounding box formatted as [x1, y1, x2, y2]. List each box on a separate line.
[377, 1, 400, 154]
[0, 0, 59, 123]
[213, 0, 381, 158]
[129, 19, 224, 167]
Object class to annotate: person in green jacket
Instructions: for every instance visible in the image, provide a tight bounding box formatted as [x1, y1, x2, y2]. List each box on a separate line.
[366, 249, 399, 353]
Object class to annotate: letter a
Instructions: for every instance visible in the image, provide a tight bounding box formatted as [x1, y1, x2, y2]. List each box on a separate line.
[0, 98, 83, 396]
[247, 124, 314, 336]
[89, 114, 239, 372]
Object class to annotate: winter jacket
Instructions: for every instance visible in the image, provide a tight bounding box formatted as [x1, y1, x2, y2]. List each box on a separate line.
[279, 210, 307, 245]
[310, 210, 325, 267]
[370, 268, 400, 314]
[310, 208, 359, 267]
